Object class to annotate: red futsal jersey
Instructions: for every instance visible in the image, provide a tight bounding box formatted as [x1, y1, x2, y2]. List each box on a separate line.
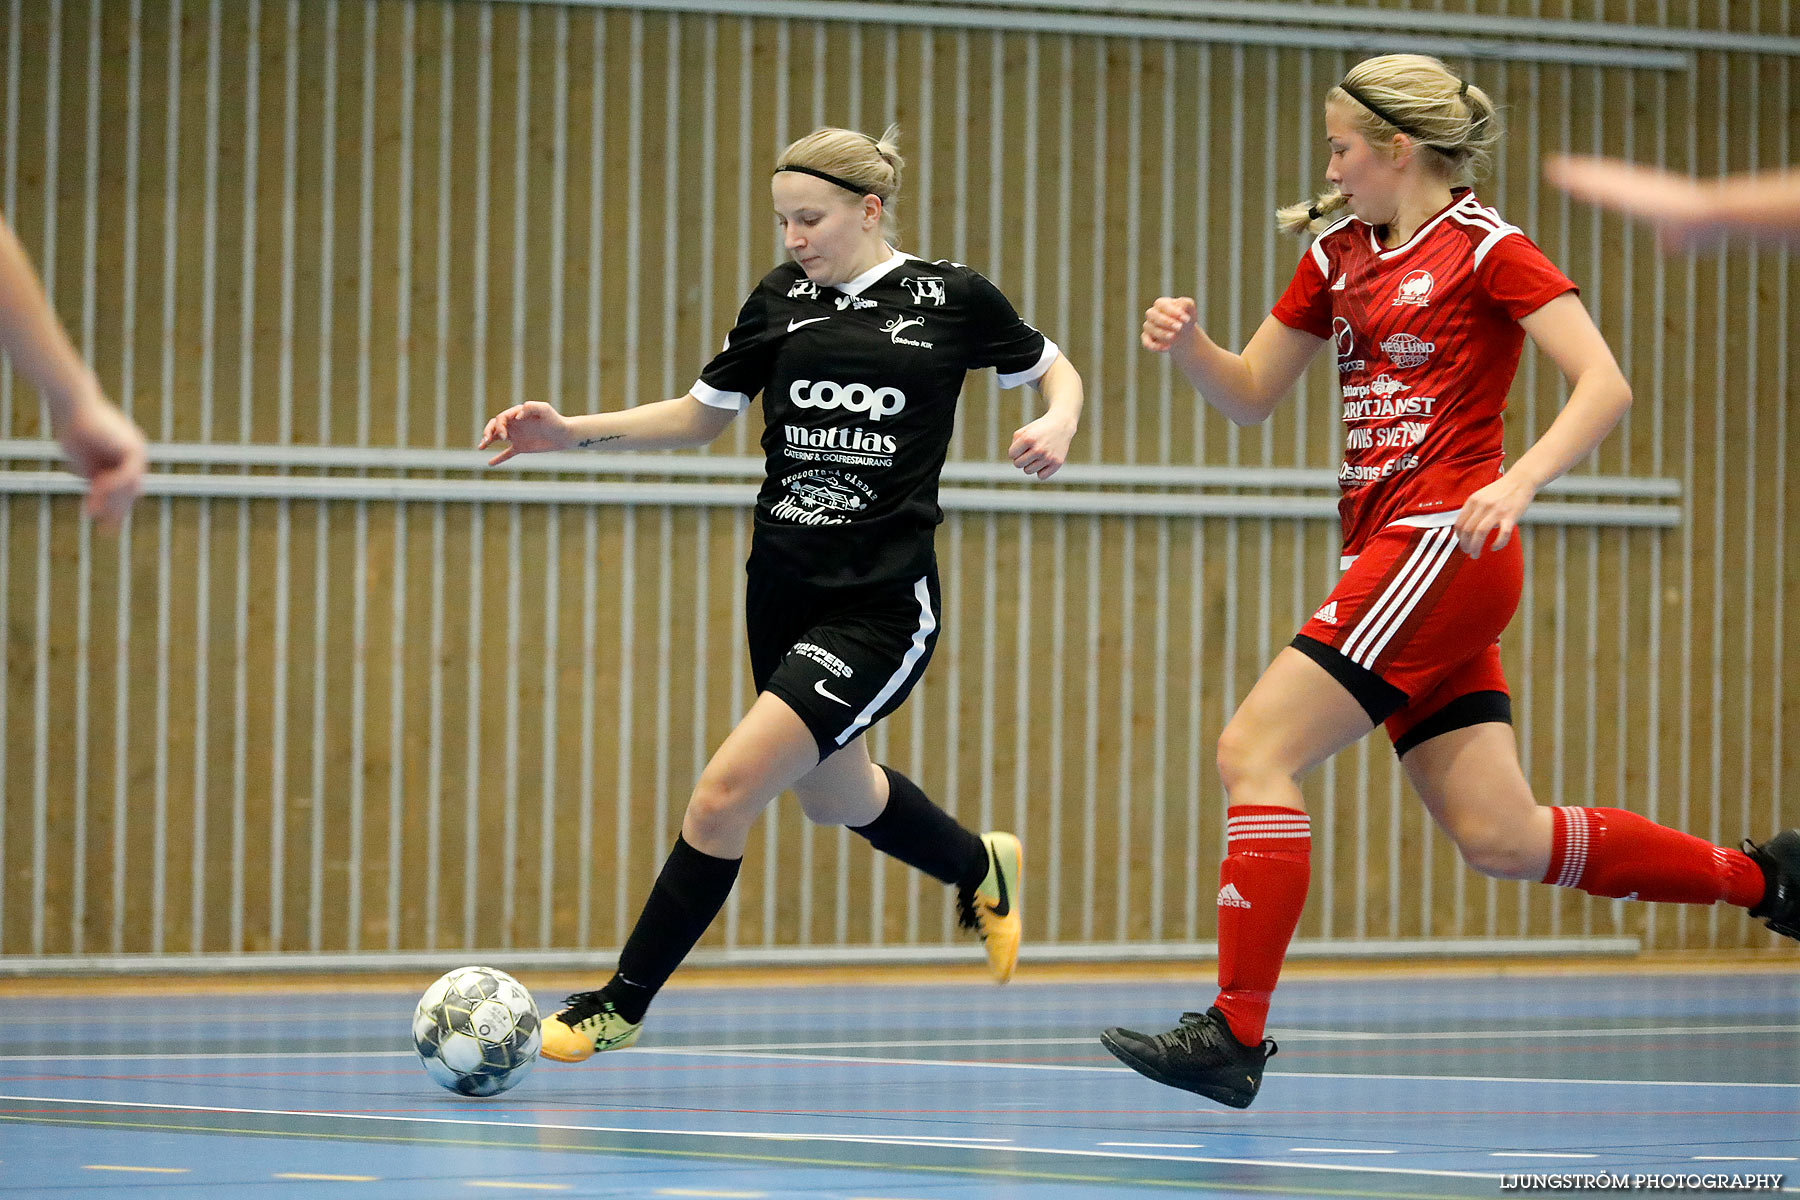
[1271, 189, 1576, 557]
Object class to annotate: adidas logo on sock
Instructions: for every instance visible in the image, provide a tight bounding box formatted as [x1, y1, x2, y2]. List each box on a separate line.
[1217, 882, 1253, 909]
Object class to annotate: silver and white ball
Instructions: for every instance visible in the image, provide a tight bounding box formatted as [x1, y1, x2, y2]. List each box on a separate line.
[413, 966, 541, 1097]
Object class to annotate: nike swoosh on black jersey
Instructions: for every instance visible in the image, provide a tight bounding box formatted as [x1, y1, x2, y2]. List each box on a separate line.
[787, 316, 830, 331]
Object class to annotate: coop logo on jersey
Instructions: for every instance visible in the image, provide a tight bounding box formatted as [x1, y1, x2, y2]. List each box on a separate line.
[1392, 269, 1435, 306]
[790, 379, 908, 421]
[771, 469, 878, 525]
[1380, 332, 1435, 367]
[788, 278, 820, 299]
[902, 276, 946, 306]
[835, 293, 877, 310]
[881, 315, 934, 349]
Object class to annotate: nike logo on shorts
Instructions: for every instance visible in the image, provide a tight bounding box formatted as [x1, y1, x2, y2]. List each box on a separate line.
[814, 679, 852, 706]
[788, 316, 830, 331]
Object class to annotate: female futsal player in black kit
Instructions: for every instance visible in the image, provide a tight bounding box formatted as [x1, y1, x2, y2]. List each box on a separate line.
[479, 125, 1084, 1061]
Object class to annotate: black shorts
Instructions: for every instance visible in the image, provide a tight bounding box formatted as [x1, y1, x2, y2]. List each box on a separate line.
[746, 568, 942, 762]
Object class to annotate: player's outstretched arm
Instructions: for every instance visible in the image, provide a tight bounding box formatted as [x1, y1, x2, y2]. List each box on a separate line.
[1008, 354, 1083, 480]
[479, 395, 737, 465]
[1545, 155, 1800, 251]
[0, 213, 146, 529]
[1143, 300, 1322, 426]
[1452, 292, 1632, 559]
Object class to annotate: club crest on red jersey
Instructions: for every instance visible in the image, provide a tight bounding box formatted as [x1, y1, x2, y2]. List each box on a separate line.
[1392, 269, 1435, 307]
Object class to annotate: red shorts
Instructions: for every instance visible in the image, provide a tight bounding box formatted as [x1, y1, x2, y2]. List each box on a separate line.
[1292, 516, 1522, 755]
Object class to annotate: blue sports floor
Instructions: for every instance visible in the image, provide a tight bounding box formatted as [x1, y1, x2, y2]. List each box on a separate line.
[2, 967, 1796, 1198]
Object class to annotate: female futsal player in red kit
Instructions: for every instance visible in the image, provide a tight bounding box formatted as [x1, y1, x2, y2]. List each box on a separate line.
[1103, 52, 1800, 1110]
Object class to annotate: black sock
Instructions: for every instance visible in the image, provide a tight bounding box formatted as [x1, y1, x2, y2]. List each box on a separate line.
[601, 835, 741, 1023]
[850, 766, 988, 890]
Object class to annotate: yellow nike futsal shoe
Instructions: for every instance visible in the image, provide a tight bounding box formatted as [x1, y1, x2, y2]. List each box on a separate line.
[539, 990, 644, 1063]
[958, 831, 1022, 983]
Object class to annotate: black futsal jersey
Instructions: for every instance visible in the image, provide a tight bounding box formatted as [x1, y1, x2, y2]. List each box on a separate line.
[692, 251, 1059, 588]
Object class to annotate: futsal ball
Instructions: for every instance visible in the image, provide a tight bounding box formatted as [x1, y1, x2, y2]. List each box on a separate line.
[413, 965, 541, 1097]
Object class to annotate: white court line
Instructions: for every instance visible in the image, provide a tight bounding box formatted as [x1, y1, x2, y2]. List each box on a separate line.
[1491, 1152, 1599, 1159]
[1099, 1141, 1204, 1149]
[1692, 1157, 1800, 1162]
[0, 1093, 1507, 1185]
[635, 1046, 1800, 1090]
[552, 1023, 1800, 1052]
[1288, 1148, 1397, 1155]
[4, 1044, 1798, 1091]
[3, 1023, 1796, 1062]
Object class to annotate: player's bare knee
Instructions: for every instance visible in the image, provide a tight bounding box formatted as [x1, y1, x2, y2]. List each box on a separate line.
[685, 769, 757, 843]
[1453, 820, 1539, 880]
[1216, 719, 1281, 797]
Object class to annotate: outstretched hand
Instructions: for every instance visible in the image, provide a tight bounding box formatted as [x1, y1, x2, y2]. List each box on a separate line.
[478, 401, 572, 465]
[1543, 155, 1715, 252]
[1141, 296, 1199, 354]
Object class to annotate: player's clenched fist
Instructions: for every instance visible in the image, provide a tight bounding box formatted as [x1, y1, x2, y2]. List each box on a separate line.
[1141, 297, 1198, 353]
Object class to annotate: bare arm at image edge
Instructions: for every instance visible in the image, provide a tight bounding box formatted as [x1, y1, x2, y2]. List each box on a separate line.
[0, 213, 148, 529]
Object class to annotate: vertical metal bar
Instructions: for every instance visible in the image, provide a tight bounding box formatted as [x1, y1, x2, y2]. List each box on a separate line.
[1772, 41, 1791, 845]
[1042, 32, 1071, 945]
[1085, 38, 1105, 461]
[538, 6, 569, 951]
[983, 32, 1002, 458]
[343, 0, 379, 954]
[1609, 57, 1635, 939]
[614, 509, 636, 946]
[0, 0, 18, 952]
[1674, 41, 1698, 951]
[69, 0, 103, 956]
[844, 20, 860, 128]
[386, 0, 415, 952]
[106, 0, 143, 956]
[616, 9, 644, 946]
[270, 0, 299, 952]
[30, 0, 62, 960]
[724, 15, 750, 465]
[1113, 519, 1137, 943]
[1705, 47, 1727, 947]
[186, 0, 223, 954]
[578, 6, 605, 951]
[1737, 49, 1759, 928]
[1641, 45, 1668, 950]
[228, 0, 260, 955]
[307, 0, 338, 954]
[424, 0, 454, 950]
[978, 514, 997, 836]
[948, 31, 969, 460]
[1080, 516, 1099, 940]
[500, 5, 532, 952]
[464, 0, 494, 951]
[150, 0, 185, 956]
[1, 0, 19, 433]
[941, 514, 963, 943]
[578, 506, 598, 948]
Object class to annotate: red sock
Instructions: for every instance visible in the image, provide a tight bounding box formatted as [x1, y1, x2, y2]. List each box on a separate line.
[1543, 806, 1765, 908]
[1213, 805, 1311, 1046]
